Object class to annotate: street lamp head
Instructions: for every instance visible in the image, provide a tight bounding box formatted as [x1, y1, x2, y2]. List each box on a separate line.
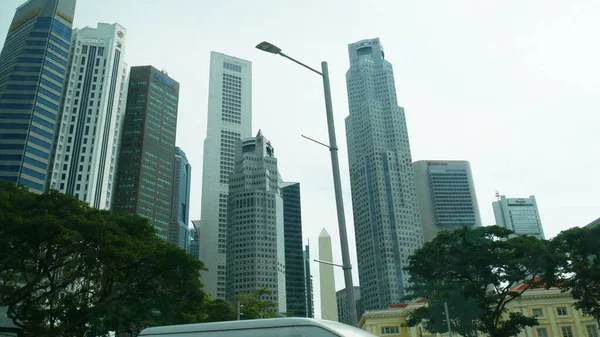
[256, 41, 282, 54]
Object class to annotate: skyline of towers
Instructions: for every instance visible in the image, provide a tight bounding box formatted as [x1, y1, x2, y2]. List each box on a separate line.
[111, 65, 179, 240]
[344, 37, 424, 311]
[198, 52, 252, 299]
[225, 131, 286, 314]
[48, 22, 128, 209]
[413, 160, 482, 242]
[0, 0, 76, 193]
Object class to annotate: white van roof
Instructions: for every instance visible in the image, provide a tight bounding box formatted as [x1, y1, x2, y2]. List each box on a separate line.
[139, 318, 371, 336]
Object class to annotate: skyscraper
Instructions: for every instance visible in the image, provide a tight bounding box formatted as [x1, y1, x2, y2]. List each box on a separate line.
[344, 38, 424, 310]
[0, 0, 76, 193]
[413, 160, 482, 242]
[281, 182, 307, 317]
[169, 146, 191, 249]
[48, 23, 128, 209]
[226, 131, 286, 314]
[336, 286, 361, 325]
[493, 195, 545, 239]
[188, 222, 200, 259]
[318, 228, 338, 321]
[112, 66, 179, 240]
[303, 243, 314, 318]
[198, 52, 251, 299]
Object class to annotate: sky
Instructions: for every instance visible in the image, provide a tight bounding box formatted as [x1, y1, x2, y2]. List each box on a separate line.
[1, 0, 599, 319]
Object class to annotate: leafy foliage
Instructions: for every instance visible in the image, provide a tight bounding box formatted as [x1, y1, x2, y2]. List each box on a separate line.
[549, 225, 600, 324]
[404, 226, 550, 337]
[205, 298, 236, 322]
[0, 183, 207, 337]
[237, 288, 278, 319]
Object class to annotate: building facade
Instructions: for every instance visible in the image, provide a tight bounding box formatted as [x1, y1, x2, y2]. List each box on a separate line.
[344, 38, 424, 310]
[188, 222, 200, 259]
[0, 0, 76, 193]
[112, 66, 179, 240]
[281, 182, 307, 317]
[304, 243, 314, 318]
[198, 52, 252, 299]
[493, 195, 545, 239]
[585, 217, 600, 228]
[48, 23, 128, 209]
[225, 131, 286, 314]
[169, 146, 191, 249]
[318, 228, 338, 321]
[413, 160, 482, 242]
[337, 286, 362, 325]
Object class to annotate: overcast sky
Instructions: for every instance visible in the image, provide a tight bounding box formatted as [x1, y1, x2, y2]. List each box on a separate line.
[2, 0, 599, 318]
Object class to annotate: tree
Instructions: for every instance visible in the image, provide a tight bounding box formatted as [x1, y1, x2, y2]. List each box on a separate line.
[236, 288, 278, 319]
[550, 225, 600, 325]
[0, 183, 208, 337]
[205, 298, 236, 322]
[404, 226, 552, 337]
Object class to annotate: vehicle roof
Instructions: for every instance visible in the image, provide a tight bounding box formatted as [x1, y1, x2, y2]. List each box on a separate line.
[140, 318, 351, 335]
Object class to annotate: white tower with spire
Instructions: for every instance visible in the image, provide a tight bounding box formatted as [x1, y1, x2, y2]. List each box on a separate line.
[319, 228, 338, 321]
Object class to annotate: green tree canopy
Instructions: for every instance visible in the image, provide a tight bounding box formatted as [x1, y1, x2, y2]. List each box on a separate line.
[237, 288, 278, 319]
[0, 183, 207, 337]
[404, 226, 553, 337]
[549, 225, 600, 325]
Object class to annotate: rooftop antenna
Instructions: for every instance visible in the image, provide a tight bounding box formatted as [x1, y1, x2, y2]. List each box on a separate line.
[495, 190, 501, 200]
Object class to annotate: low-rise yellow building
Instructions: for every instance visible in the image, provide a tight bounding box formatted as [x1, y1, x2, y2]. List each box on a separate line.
[359, 286, 599, 337]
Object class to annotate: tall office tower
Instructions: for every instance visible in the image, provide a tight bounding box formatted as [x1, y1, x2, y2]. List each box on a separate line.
[303, 244, 314, 318]
[413, 160, 482, 242]
[188, 223, 200, 258]
[199, 52, 251, 299]
[169, 146, 191, 249]
[281, 182, 307, 317]
[318, 228, 338, 321]
[344, 38, 424, 310]
[0, 0, 76, 192]
[493, 195, 545, 239]
[226, 131, 286, 314]
[336, 286, 362, 325]
[48, 23, 128, 209]
[112, 66, 179, 240]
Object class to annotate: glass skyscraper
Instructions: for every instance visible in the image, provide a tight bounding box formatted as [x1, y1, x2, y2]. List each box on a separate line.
[198, 52, 251, 299]
[344, 38, 424, 310]
[281, 182, 307, 317]
[493, 195, 545, 239]
[413, 160, 482, 242]
[169, 146, 191, 250]
[0, 0, 76, 193]
[112, 66, 179, 240]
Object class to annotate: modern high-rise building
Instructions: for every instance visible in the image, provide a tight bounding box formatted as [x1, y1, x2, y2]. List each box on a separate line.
[188, 222, 200, 259]
[281, 182, 307, 317]
[199, 52, 251, 299]
[112, 66, 179, 240]
[0, 0, 76, 193]
[169, 146, 191, 249]
[344, 38, 424, 310]
[318, 228, 338, 321]
[337, 286, 362, 325]
[48, 23, 128, 209]
[225, 131, 286, 314]
[493, 195, 545, 239]
[303, 243, 314, 318]
[413, 160, 482, 242]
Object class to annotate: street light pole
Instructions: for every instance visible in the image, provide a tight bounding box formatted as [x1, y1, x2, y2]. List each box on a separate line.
[256, 41, 358, 327]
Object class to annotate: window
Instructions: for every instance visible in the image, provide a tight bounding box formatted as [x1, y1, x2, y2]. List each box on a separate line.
[381, 326, 399, 335]
[587, 326, 599, 337]
[536, 328, 549, 337]
[557, 307, 568, 316]
[532, 308, 544, 317]
[561, 326, 574, 337]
